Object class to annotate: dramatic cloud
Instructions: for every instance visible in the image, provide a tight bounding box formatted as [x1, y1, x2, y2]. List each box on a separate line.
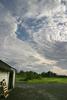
[0, 0, 67, 75]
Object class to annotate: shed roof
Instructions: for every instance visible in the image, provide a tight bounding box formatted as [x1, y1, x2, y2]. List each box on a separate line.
[0, 60, 15, 72]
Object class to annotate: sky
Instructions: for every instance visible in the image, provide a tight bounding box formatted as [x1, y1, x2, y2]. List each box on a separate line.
[0, 0, 67, 75]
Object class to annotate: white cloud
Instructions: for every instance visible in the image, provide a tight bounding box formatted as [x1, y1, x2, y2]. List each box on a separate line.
[26, 0, 61, 17]
[1, 33, 56, 70]
[51, 66, 67, 75]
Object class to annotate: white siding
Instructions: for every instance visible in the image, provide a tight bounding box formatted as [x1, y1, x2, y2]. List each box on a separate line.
[0, 71, 9, 87]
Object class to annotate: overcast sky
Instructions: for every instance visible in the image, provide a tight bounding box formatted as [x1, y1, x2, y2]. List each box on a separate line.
[0, 0, 67, 75]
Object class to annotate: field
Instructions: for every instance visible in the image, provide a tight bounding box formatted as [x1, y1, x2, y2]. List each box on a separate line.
[0, 77, 67, 100]
[26, 77, 67, 84]
[16, 75, 67, 84]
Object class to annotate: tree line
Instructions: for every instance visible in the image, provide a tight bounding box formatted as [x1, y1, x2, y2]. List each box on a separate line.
[16, 70, 67, 81]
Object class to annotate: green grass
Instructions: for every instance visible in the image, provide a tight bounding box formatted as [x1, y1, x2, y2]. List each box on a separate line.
[16, 76, 67, 84]
[27, 77, 67, 84]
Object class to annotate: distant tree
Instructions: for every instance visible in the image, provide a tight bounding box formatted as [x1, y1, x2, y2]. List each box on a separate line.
[40, 71, 57, 77]
[46, 71, 57, 77]
[23, 71, 41, 81]
[41, 72, 46, 77]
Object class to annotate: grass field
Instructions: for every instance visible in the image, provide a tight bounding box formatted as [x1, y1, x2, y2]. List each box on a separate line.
[16, 76, 67, 84]
[27, 77, 67, 84]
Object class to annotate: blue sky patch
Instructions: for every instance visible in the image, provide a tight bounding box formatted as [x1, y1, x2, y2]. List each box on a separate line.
[16, 24, 30, 41]
[24, 17, 48, 32]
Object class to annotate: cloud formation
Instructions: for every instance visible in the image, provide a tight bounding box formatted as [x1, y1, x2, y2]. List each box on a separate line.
[0, 0, 67, 75]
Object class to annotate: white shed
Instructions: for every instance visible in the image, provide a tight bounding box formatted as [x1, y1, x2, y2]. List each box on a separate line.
[0, 60, 16, 93]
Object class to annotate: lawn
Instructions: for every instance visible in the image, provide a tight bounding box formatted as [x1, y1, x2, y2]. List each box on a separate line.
[1, 83, 67, 100]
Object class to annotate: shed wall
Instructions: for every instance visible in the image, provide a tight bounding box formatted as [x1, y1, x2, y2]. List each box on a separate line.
[0, 71, 9, 87]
